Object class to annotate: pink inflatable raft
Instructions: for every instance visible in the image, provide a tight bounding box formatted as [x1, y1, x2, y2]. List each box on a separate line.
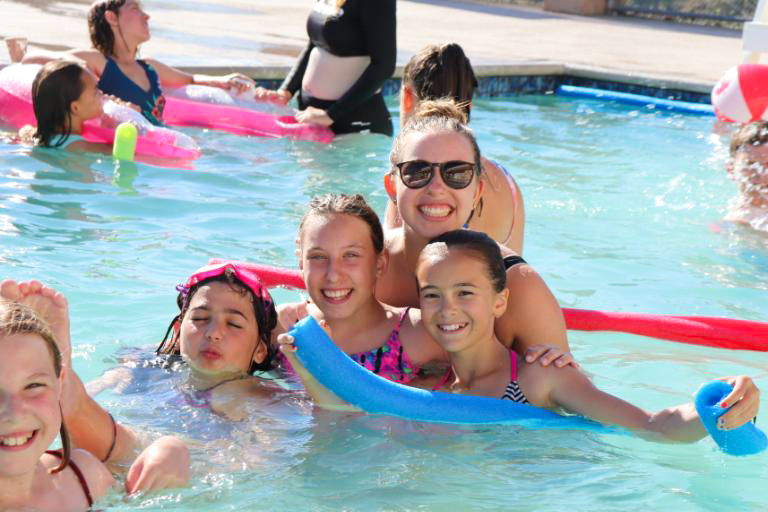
[210, 258, 768, 352]
[0, 64, 200, 160]
[163, 85, 335, 143]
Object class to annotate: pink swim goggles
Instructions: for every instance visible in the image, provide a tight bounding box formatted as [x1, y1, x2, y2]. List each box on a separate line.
[177, 261, 273, 310]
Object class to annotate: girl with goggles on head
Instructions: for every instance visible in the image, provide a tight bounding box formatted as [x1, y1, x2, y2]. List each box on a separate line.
[385, 43, 525, 255]
[378, 99, 573, 368]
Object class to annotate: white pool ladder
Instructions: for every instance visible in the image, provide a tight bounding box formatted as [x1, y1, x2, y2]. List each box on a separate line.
[743, 0, 768, 62]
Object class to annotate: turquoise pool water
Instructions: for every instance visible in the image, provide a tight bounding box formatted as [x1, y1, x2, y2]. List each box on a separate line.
[1, 95, 767, 510]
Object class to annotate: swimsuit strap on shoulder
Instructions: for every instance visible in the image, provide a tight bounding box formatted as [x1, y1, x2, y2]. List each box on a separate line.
[45, 450, 94, 507]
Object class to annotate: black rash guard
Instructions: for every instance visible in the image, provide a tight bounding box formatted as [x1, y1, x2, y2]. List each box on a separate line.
[280, 0, 396, 135]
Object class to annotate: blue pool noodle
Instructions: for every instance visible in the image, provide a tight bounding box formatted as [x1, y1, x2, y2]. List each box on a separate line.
[288, 316, 615, 432]
[694, 380, 767, 456]
[557, 85, 715, 116]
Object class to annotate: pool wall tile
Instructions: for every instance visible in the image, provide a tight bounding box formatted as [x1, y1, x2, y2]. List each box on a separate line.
[251, 75, 711, 104]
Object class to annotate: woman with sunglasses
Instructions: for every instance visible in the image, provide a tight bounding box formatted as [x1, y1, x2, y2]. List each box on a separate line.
[379, 99, 571, 361]
[385, 43, 525, 254]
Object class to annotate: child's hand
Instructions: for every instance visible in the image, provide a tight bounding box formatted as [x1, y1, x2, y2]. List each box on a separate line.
[524, 344, 579, 368]
[277, 333, 298, 354]
[253, 87, 292, 105]
[715, 375, 760, 430]
[276, 301, 310, 331]
[295, 106, 333, 127]
[125, 436, 190, 493]
[221, 73, 254, 94]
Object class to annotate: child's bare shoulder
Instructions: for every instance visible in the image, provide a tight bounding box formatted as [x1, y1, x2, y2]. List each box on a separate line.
[69, 448, 115, 501]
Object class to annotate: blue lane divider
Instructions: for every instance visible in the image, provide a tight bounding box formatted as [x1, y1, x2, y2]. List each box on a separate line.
[694, 380, 767, 456]
[557, 85, 715, 116]
[288, 316, 617, 432]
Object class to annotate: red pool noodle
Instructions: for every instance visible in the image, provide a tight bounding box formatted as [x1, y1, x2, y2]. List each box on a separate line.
[210, 260, 768, 352]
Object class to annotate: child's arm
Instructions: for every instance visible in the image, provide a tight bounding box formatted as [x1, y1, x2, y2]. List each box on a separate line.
[22, 49, 106, 75]
[125, 436, 190, 493]
[277, 332, 359, 412]
[535, 364, 710, 442]
[143, 59, 252, 93]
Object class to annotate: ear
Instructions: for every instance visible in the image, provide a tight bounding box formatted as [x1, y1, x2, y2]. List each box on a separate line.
[375, 248, 389, 278]
[401, 84, 415, 115]
[295, 236, 303, 270]
[492, 287, 509, 319]
[384, 172, 397, 201]
[69, 99, 81, 117]
[104, 9, 119, 27]
[474, 175, 484, 204]
[252, 339, 268, 364]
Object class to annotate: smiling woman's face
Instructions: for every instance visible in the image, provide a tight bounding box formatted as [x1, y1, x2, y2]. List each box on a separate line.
[393, 130, 481, 240]
[179, 282, 261, 377]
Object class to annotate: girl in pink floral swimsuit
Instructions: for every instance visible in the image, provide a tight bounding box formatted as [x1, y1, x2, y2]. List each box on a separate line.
[276, 193, 447, 383]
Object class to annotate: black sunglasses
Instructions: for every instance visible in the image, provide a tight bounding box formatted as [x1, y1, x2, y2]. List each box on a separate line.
[394, 160, 478, 189]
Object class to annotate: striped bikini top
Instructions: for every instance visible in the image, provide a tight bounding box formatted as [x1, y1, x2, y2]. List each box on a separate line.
[433, 350, 529, 404]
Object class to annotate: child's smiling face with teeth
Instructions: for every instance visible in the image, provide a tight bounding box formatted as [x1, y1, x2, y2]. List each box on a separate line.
[0, 332, 62, 477]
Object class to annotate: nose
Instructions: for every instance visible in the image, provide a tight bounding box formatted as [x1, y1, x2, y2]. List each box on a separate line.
[205, 318, 224, 343]
[425, 165, 448, 194]
[325, 256, 342, 283]
[0, 392, 23, 423]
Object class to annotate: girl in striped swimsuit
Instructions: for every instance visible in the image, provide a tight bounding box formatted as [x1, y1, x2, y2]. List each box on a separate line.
[414, 229, 760, 439]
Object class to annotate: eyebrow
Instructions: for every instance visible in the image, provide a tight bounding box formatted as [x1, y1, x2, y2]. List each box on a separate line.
[419, 282, 478, 292]
[190, 305, 249, 320]
[26, 371, 55, 380]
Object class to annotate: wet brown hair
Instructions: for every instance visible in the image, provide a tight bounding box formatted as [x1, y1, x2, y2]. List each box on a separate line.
[390, 99, 482, 174]
[0, 301, 70, 474]
[730, 121, 768, 157]
[403, 43, 478, 122]
[88, 0, 128, 57]
[298, 193, 384, 254]
[419, 230, 506, 293]
[31, 61, 87, 148]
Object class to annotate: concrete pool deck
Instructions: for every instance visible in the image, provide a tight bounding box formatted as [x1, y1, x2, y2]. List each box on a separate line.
[0, 0, 746, 90]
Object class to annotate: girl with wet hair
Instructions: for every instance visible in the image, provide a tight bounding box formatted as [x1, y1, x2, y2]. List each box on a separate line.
[27, 60, 104, 149]
[725, 121, 768, 231]
[22, 0, 252, 125]
[387, 43, 525, 254]
[0, 300, 114, 510]
[276, 193, 447, 384]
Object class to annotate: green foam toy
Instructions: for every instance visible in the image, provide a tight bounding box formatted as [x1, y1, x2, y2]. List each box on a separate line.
[112, 122, 137, 161]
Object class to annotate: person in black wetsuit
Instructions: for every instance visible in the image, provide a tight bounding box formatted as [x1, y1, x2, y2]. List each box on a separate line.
[21, 0, 253, 126]
[256, 0, 396, 136]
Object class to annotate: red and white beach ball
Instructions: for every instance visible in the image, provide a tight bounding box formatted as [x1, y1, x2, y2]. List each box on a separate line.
[711, 64, 768, 123]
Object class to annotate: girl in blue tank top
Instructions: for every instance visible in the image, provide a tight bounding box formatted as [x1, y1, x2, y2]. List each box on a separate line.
[21, 0, 253, 126]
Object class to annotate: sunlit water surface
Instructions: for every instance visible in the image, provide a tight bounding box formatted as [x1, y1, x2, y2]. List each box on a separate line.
[1, 96, 767, 511]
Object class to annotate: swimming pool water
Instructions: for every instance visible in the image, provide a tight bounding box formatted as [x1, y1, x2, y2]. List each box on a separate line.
[1, 95, 767, 511]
